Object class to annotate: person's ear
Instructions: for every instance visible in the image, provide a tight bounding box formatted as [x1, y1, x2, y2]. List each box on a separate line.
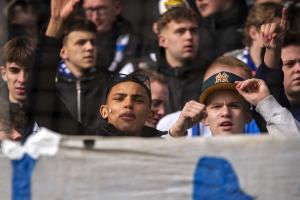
[249, 25, 260, 41]
[0, 66, 7, 82]
[100, 105, 108, 119]
[152, 22, 158, 35]
[60, 47, 67, 60]
[158, 34, 167, 48]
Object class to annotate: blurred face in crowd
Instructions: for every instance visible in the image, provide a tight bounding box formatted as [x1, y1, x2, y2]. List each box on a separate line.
[60, 31, 96, 78]
[1, 62, 28, 103]
[9, 5, 38, 43]
[146, 80, 169, 127]
[159, 20, 199, 67]
[282, 45, 300, 104]
[100, 81, 151, 136]
[203, 90, 251, 136]
[83, 0, 121, 32]
[195, 0, 233, 18]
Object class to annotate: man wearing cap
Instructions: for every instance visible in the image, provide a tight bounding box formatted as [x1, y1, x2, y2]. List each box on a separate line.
[200, 71, 299, 135]
[199, 71, 252, 135]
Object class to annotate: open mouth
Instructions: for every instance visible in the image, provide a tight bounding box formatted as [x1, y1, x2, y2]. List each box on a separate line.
[219, 121, 233, 131]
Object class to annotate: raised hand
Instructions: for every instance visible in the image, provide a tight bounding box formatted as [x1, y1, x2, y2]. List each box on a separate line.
[46, 0, 80, 37]
[50, 0, 80, 20]
[261, 7, 288, 49]
[169, 100, 206, 137]
[235, 78, 270, 106]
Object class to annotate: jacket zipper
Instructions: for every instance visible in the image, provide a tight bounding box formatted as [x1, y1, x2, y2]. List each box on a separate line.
[76, 80, 82, 123]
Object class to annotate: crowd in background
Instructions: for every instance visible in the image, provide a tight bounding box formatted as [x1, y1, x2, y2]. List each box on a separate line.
[0, 0, 300, 141]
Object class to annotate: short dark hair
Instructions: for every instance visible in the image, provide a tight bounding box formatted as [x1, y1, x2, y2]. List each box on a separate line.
[156, 7, 198, 34]
[2, 36, 35, 68]
[62, 15, 97, 43]
[104, 73, 152, 108]
[282, 32, 300, 48]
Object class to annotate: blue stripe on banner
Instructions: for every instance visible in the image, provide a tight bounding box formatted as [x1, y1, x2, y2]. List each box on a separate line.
[193, 156, 254, 200]
[11, 154, 37, 200]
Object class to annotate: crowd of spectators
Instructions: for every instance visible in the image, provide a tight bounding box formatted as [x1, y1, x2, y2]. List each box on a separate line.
[0, 0, 300, 141]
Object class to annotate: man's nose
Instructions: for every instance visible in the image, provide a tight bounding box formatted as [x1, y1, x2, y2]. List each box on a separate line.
[184, 30, 193, 40]
[124, 97, 134, 108]
[156, 105, 166, 116]
[220, 105, 231, 117]
[18, 71, 27, 83]
[294, 60, 300, 72]
[91, 11, 99, 21]
[85, 41, 94, 50]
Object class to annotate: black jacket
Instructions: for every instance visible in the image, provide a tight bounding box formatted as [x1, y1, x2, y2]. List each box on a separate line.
[94, 118, 166, 137]
[137, 47, 208, 113]
[27, 36, 95, 135]
[56, 65, 110, 128]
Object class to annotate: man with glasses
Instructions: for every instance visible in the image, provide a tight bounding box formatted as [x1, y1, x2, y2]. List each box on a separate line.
[82, 0, 150, 72]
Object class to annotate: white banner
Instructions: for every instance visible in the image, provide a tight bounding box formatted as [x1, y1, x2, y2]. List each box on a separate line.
[1, 134, 300, 200]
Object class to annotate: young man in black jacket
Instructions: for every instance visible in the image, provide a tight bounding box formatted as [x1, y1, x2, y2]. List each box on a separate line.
[27, 0, 109, 135]
[125, 7, 208, 113]
[0, 37, 38, 142]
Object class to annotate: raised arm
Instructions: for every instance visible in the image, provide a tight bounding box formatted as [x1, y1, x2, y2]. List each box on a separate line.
[262, 7, 288, 69]
[46, 0, 80, 37]
[236, 79, 300, 135]
[169, 100, 206, 137]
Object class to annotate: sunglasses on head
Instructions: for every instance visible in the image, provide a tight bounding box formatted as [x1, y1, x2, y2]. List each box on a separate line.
[110, 73, 151, 90]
